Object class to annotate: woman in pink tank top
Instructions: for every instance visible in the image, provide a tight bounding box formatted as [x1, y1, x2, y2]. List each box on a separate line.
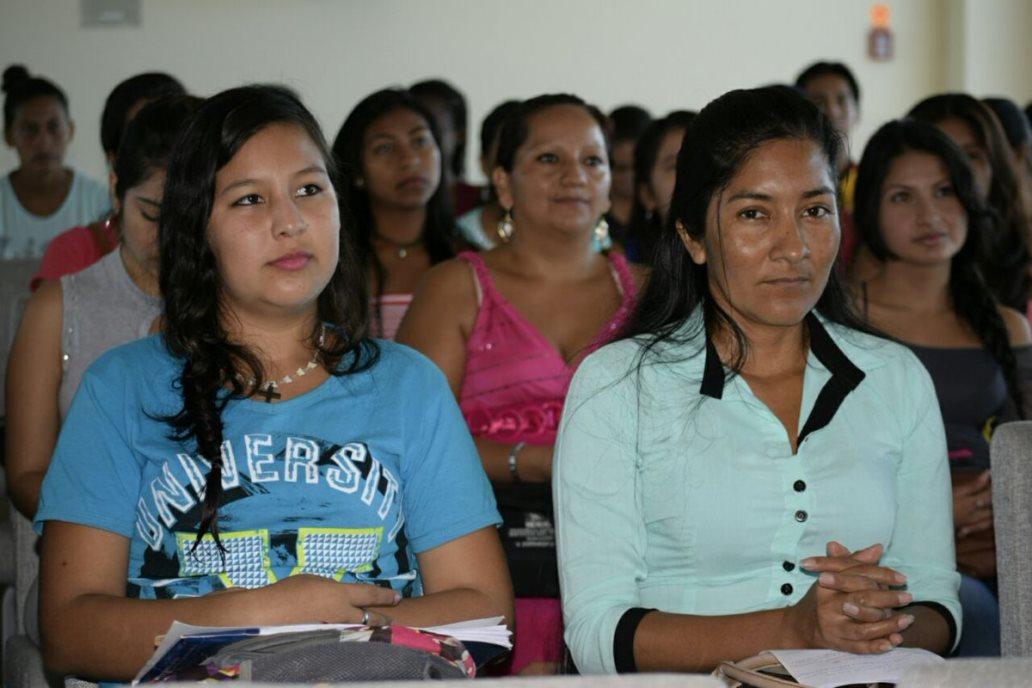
[398, 94, 642, 675]
[331, 89, 459, 340]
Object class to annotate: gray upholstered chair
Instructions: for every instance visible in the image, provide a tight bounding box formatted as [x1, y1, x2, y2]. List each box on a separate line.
[991, 420, 1032, 657]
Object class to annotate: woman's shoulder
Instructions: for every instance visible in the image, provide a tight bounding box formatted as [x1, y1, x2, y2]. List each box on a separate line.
[83, 335, 176, 390]
[420, 254, 480, 292]
[996, 304, 1032, 346]
[822, 318, 915, 368]
[822, 319, 937, 406]
[575, 333, 704, 394]
[364, 339, 453, 391]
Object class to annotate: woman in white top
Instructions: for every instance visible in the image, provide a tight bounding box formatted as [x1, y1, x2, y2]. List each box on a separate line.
[1, 65, 108, 259]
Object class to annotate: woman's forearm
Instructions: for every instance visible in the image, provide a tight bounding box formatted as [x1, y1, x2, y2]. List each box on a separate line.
[627, 601, 948, 673]
[631, 607, 801, 673]
[474, 437, 553, 483]
[42, 587, 318, 680]
[368, 586, 513, 630]
[899, 604, 951, 655]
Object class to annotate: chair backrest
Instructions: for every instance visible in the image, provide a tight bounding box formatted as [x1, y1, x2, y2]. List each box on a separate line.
[991, 420, 1032, 656]
[899, 657, 1032, 686]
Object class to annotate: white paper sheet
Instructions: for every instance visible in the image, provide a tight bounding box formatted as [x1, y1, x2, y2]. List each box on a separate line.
[769, 648, 944, 688]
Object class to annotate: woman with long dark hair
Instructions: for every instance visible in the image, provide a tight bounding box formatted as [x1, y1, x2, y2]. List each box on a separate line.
[33, 85, 511, 682]
[908, 94, 1031, 311]
[853, 118, 1031, 656]
[397, 93, 641, 674]
[626, 110, 696, 263]
[332, 88, 456, 340]
[555, 87, 959, 674]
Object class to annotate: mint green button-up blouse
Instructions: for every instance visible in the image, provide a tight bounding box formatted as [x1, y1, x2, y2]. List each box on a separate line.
[554, 313, 960, 674]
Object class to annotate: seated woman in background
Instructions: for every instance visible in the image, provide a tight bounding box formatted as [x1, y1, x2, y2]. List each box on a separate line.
[411, 78, 479, 215]
[555, 86, 959, 674]
[1, 65, 109, 259]
[456, 99, 521, 249]
[908, 94, 1031, 312]
[852, 118, 1032, 657]
[982, 97, 1032, 245]
[795, 61, 862, 270]
[6, 95, 201, 521]
[606, 104, 652, 246]
[31, 71, 186, 288]
[397, 94, 641, 674]
[626, 110, 696, 263]
[332, 89, 457, 340]
[34, 85, 512, 683]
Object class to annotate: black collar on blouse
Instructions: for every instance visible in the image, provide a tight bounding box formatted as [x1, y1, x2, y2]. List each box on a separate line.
[700, 312, 866, 444]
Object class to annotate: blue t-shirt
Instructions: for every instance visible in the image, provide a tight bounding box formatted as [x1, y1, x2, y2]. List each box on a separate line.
[36, 336, 500, 600]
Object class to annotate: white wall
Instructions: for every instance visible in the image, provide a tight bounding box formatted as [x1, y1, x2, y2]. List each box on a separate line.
[947, 0, 1032, 98]
[1, 0, 1025, 186]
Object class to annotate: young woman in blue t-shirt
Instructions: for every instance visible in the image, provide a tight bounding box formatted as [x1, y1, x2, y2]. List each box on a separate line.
[35, 85, 512, 682]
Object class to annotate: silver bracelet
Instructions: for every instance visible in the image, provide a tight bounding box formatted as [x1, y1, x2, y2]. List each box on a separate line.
[508, 442, 526, 483]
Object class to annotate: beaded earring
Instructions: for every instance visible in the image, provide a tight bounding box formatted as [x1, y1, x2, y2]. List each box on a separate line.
[497, 209, 515, 243]
[594, 216, 612, 250]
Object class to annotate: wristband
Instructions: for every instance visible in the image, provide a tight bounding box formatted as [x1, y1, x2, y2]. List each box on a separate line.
[508, 442, 526, 483]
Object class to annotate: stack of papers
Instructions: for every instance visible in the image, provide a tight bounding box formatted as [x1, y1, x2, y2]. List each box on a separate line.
[767, 648, 944, 688]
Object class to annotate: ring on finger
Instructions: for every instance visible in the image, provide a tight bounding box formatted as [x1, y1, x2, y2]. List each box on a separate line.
[361, 609, 370, 626]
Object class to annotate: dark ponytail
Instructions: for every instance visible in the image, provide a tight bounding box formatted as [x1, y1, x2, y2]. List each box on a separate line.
[158, 85, 377, 551]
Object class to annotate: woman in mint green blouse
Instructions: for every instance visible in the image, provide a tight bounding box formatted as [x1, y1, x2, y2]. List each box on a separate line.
[554, 87, 960, 674]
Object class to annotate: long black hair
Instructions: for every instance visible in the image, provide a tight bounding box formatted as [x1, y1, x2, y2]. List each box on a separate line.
[113, 95, 200, 205]
[159, 85, 376, 550]
[101, 72, 186, 159]
[908, 93, 1031, 310]
[410, 78, 468, 179]
[331, 88, 456, 335]
[854, 118, 1024, 417]
[620, 85, 874, 373]
[629, 110, 696, 263]
[2, 64, 68, 133]
[477, 99, 521, 203]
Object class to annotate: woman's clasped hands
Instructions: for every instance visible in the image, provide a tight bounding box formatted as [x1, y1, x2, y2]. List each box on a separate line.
[787, 541, 914, 654]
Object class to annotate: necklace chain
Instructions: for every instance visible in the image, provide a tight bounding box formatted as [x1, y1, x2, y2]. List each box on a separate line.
[241, 328, 326, 398]
[374, 232, 424, 259]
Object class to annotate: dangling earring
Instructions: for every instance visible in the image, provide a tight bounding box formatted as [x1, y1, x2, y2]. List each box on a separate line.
[594, 216, 612, 250]
[497, 209, 515, 243]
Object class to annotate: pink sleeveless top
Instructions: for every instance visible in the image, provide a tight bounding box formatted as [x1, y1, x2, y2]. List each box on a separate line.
[371, 293, 413, 341]
[457, 250, 637, 446]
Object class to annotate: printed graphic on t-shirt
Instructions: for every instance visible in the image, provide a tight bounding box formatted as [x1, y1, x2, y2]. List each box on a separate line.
[126, 432, 416, 600]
